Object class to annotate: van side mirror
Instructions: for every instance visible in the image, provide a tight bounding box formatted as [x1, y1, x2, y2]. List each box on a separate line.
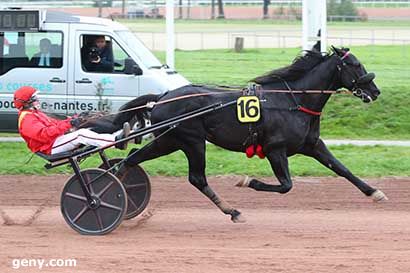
[124, 57, 142, 75]
[133, 65, 143, 76]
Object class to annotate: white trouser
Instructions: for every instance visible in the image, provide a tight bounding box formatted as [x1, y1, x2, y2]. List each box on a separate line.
[51, 128, 120, 154]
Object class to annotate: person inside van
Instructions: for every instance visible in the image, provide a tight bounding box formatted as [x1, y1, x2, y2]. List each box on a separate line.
[29, 38, 61, 68]
[14, 86, 130, 155]
[82, 35, 114, 73]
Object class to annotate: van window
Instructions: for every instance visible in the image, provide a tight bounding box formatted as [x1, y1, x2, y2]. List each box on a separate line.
[112, 39, 130, 72]
[80, 35, 130, 74]
[0, 31, 63, 75]
[115, 30, 162, 69]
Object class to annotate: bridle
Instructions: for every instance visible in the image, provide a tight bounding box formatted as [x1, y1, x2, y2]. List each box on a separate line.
[336, 51, 375, 102]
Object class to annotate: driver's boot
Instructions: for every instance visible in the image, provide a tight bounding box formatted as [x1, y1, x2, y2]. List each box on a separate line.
[115, 122, 131, 150]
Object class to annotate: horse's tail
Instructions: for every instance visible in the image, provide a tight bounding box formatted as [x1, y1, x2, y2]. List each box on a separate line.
[113, 94, 161, 127]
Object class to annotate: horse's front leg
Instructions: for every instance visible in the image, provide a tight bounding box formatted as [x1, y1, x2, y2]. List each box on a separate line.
[299, 138, 387, 201]
[237, 148, 294, 194]
[183, 142, 245, 223]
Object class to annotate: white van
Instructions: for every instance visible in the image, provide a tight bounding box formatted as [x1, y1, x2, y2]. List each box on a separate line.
[0, 9, 190, 131]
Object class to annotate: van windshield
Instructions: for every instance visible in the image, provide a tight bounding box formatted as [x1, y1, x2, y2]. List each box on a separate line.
[115, 30, 162, 69]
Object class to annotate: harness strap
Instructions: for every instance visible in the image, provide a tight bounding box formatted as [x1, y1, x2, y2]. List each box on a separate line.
[274, 78, 323, 117]
[242, 84, 265, 158]
[297, 106, 322, 116]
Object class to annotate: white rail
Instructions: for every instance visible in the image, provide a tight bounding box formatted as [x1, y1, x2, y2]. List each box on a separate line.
[2, 0, 410, 8]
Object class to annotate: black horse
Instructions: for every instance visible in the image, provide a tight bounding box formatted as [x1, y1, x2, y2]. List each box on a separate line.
[110, 46, 385, 223]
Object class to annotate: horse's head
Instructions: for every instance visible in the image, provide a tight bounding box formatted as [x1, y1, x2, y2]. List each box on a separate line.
[331, 46, 380, 103]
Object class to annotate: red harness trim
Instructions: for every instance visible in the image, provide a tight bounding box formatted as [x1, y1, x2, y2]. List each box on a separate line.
[297, 106, 322, 116]
[245, 144, 265, 159]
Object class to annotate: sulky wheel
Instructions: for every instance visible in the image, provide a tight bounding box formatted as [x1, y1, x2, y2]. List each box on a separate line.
[99, 158, 151, 220]
[60, 168, 127, 235]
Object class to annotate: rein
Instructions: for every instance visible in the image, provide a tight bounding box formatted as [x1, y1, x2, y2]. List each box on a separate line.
[116, 88, 348, 115]
[78, 87, 350, 124]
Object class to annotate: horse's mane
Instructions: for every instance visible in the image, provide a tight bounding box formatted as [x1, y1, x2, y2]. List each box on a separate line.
[251, 50, 328, 85]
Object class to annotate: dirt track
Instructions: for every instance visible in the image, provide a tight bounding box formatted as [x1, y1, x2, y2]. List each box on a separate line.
[1, 175, 410, 273]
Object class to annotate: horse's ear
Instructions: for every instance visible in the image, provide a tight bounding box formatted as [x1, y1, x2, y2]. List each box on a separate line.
[331, 45, 343, 56]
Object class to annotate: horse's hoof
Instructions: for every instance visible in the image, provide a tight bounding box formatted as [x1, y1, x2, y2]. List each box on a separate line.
[236, 176, 251, 188]
[231, 213, 246, 223]
[231, 210, 246, 223]
[371, 189, 388, 202]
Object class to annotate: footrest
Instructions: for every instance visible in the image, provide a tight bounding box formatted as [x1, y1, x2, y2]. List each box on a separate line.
[36, 146, 97, 163]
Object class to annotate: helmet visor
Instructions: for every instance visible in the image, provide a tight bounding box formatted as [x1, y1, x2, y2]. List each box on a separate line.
[29, 91, 40, 103]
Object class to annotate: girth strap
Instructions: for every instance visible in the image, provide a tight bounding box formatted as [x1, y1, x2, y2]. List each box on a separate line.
[242, 84, 265, 159]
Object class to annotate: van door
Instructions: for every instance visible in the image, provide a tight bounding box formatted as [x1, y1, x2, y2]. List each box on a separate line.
[0, 25, 68, 131]
[70, 30, 140, 114]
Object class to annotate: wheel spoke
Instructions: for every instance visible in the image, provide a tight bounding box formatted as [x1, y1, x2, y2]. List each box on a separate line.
[94, 210, 104, 231]
[65, 192, 87, 202]
[127, 195, 138, 209]
[85, 172, 96, 195]
[124, 183, 146, 190]
[72, 205, 89, 223]
[97, 181, 114, 198]
[100, 201, 123, 212]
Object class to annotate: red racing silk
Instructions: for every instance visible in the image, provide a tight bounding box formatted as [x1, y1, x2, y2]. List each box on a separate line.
[18, 110, 73, 154]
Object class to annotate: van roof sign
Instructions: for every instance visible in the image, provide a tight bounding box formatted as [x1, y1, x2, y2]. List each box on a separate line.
[45, 11, 80, 23]
[0, 9, 45, 31]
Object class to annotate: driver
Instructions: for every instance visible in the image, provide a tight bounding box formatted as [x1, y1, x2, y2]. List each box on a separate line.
[14, 86, 130, 155]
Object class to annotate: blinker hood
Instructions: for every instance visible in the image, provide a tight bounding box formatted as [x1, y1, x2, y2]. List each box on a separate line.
[356, 72, 375, 84]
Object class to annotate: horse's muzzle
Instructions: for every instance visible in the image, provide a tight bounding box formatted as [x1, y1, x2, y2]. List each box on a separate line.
[352, 88, 370, 103]
[353, 72, 379, 103]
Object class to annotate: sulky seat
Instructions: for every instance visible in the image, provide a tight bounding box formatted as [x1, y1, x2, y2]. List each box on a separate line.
[36, 146, 97, 163]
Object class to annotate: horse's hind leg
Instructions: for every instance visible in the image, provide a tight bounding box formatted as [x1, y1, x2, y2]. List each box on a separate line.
[237, 148, 294, 194]
[182, 142, 245, 223]
[300, 139, 387, 201]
